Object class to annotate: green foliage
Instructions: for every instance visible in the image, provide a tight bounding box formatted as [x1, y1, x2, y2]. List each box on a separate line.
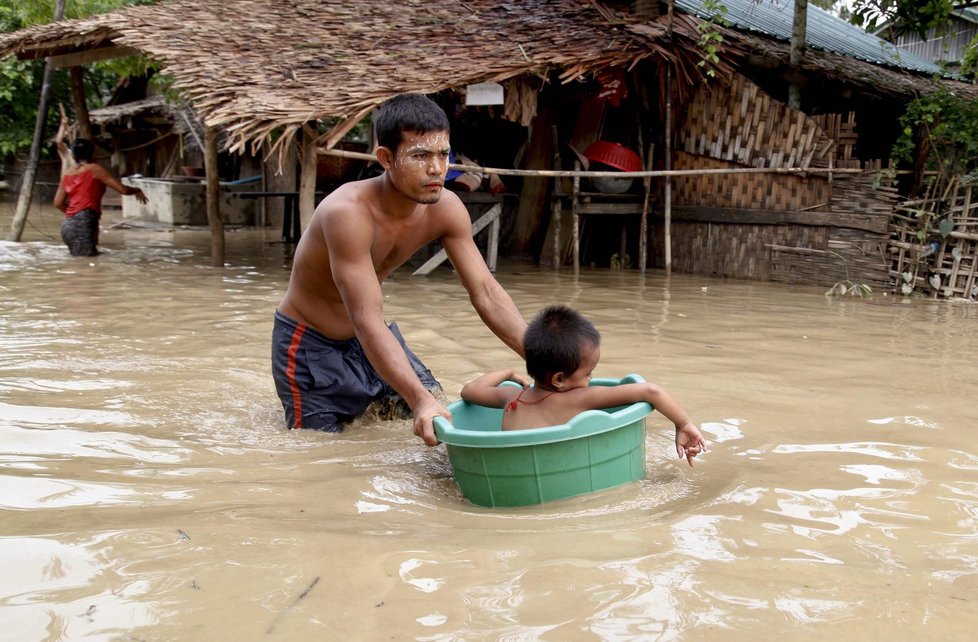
[0, 0, 161, 161]
[0, 57, 37, 156]
[695, 0, 729, 79]
[961, 31, 978, 80]
[826, 281, 873, 298]
[847, 0, 954, 38]
[891, 87, 978, 178]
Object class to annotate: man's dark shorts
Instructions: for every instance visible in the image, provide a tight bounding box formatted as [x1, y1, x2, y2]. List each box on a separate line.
[271, 310, 441, 431]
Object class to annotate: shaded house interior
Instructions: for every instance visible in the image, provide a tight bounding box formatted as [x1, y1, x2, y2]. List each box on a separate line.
[2, 0, 975, 293]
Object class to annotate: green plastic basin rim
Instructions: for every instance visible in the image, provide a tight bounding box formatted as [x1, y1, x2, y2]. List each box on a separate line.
[434, 374, 654, 447]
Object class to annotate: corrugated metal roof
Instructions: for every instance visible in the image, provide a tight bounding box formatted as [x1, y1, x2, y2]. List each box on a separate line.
[674, 0, 951, 77]
[954, 7, 978, 24]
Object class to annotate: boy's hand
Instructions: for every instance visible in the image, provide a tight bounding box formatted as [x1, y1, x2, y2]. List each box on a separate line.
[675, 421, 708, 466]
[508, 370, 531, 388]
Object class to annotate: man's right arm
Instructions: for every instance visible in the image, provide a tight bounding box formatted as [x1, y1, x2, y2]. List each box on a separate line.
[323, 208, 449, 445]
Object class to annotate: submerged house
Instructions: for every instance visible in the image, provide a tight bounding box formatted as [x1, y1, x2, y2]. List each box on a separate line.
[0, 0, 974, 295]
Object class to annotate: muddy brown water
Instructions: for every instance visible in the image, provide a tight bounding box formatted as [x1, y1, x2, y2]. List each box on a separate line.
[2, 204, 977, 641]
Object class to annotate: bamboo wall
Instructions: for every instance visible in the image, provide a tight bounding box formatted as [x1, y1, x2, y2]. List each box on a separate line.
[672, 151, 831, 210]
[662, 74, 896, 288]
[677, 75, 836, 171]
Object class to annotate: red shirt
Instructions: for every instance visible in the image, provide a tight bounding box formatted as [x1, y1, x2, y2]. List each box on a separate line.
[63, 169, 107, 216]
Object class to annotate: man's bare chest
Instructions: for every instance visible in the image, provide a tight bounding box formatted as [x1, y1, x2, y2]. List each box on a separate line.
[371, 224, 442, 274]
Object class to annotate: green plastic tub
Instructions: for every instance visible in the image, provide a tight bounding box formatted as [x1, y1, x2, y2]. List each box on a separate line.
[434, 374, 653, 507]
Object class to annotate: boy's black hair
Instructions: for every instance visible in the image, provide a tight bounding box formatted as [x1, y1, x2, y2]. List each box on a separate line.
[524, 305, 601, 385]
[70, 138, 95, 163]
[374, 93, 450, 153]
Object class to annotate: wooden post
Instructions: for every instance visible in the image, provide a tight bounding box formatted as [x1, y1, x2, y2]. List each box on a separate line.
[512, 108, 554, 257]
[552, 197, 562, 271]
[204, 126, 225, 267]
[551, 124, 562, 271]
[299, 124, 318, 232]
[572, 161, 581, 276]
[639, 142, 653, 274]
[664, 66, 673, 275]
[7, 0, 66, 242]
[69, 66, 92, 141]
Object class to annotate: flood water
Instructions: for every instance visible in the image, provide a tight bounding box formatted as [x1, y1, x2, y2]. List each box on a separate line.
[2, 204, 977, 641]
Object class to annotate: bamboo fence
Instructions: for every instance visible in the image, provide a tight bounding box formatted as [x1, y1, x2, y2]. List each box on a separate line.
[889, 180, 978, 300]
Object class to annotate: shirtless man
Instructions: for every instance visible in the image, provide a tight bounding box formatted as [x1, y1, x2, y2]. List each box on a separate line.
[272, 93, 527, 446]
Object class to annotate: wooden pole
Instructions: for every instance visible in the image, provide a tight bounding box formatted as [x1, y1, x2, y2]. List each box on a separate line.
[552, 197, 562, 271]
[551, 124, 562, 272]
[664, 65, 673, 275]
[204, 126, 225, 267]
[69, 66, 92, 141]
[639, 142, 653, 274]
[299, 124, 318, 232]
[320, 148, 861, 179]
[6, 0, 66, 242]
[572, 161, 581, 276]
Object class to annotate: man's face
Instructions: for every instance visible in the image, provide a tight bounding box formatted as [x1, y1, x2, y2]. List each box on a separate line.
[389, 130, 451, 204]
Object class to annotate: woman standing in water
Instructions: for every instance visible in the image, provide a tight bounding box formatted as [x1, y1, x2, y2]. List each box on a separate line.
[53, 138, 147, 256]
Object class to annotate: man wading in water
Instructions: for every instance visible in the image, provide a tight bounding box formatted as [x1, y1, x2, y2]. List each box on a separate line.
[272, 93, 527, 445]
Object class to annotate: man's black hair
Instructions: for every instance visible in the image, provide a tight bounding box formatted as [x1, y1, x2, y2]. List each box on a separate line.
[524, 305, 601, 384]
[375, 93, 450, 153]
[70, 138, 95, 163]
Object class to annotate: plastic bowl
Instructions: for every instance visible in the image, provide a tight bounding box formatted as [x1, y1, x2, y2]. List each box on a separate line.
[434, 375, 653, 507]
[583, 141, 643, 172]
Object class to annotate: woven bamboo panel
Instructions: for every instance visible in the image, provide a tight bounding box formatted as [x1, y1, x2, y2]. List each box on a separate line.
[672, 150, 832, 210]
[887, 183, 978, 299]
[829, 167, 901, 215]
[677, 74, 836, 169]
[812, 112, 859, 167]
[769, 228, 891, 288]
[648, 221, 828, 280]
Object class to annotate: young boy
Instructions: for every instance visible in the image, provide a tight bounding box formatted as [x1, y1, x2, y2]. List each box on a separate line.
[461, 305, 707, 466]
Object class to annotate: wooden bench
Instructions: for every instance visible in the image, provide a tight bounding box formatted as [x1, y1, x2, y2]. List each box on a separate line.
[413, 194, 503, 275]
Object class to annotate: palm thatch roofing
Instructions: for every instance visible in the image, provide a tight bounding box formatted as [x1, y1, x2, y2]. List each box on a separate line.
[0, 0, 973, 159]
[0, 0, 684, 157]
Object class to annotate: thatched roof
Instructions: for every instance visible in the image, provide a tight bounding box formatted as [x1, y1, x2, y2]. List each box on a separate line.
[1, 0, 973, 158]
[0, 0, 676, 157]
[88, 95, 173, 125]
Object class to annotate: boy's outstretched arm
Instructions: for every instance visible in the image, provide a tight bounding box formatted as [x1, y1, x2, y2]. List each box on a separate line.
[460, 368, 529, 408]
[580, 382, 707, 466]
[640, 383, 707, 466]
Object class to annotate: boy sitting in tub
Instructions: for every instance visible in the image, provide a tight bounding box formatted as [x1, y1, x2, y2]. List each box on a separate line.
[461, 305, 707, 466]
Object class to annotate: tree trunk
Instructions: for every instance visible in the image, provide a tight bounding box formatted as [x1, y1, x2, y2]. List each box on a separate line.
[204, 126, 225, 266]
[70, 66, 92, 141]
[6, 0, 67, 242]
[788, 0, 808, 110]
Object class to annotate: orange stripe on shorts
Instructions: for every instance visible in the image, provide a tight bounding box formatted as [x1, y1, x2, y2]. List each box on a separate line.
[286, 324, 307, 429]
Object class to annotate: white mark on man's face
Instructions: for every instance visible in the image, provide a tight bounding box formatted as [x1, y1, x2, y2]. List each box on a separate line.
[391, 130, 451, 204]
